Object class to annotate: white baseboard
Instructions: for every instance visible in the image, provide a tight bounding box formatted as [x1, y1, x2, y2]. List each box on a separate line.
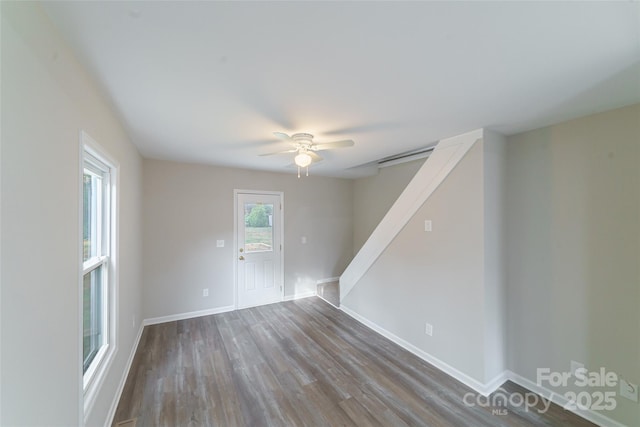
[339, 304, 501, 396]
[144, 293, 319, 326]
[143, 305, 235, 326]
[506, 371, 627, 427]
[104, 323, 144, 427]
[485, 370, 510, 394]
[316, 277, 340, 308]
[317, 294, 340, 309]
[316, 277, 340, 284]
[338, 304, 626, 427]
[283, 290, 317, 301]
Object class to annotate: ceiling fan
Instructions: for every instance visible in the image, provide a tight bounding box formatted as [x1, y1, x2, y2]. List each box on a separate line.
[260, 132, 355, 177]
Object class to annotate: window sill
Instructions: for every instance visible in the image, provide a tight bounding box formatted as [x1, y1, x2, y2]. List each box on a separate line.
[83, 343, 117, 421]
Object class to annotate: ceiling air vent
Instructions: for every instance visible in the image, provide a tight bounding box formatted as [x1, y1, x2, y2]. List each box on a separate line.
[377, 146, 434, 168]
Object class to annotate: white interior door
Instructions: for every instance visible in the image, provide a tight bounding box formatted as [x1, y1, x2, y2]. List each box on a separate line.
[236, 192, 283, 309]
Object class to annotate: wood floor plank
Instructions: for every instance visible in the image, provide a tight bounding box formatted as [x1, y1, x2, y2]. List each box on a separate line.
[338, 396, 385, 427]
[113, 297, 596, 427]
[275, 371, 328, 427]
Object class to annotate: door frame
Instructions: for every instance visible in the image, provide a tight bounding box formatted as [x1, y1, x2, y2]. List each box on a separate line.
[233, 189, 285, 309]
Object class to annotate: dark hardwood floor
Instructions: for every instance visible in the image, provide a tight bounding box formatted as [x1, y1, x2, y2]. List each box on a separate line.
[113, 297, 595, 426]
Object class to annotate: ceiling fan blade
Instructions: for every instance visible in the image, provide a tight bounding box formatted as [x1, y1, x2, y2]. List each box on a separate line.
[259, 148, 297, 156]
[273, 132, 292, 140]
[313, 139, 355, 150]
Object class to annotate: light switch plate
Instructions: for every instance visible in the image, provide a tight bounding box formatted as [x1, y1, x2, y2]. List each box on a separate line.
[216, 240, 224, 248]
[425, 323, 433, 336]
[424, 220, 432, 232]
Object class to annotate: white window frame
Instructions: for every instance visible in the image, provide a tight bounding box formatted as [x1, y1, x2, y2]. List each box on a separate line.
[79, 131, 119, 421]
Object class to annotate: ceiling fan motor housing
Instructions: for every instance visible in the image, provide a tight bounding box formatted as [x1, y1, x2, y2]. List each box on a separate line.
[291, 133, 314, 149]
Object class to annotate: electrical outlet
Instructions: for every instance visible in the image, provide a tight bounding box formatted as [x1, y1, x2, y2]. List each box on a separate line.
[571, 360, 585, 377]
[216, 240, 224, 248]
[203, 288, 209, 297]
[424, 220, 432, 232]
[620, 379, 639, 402]
[425, 323, 433, 336]
[301, 236, 307, 244]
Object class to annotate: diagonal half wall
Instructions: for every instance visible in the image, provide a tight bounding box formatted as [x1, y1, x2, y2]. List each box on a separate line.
[339, 128, 508, 394]
[340, 129, 483, 301]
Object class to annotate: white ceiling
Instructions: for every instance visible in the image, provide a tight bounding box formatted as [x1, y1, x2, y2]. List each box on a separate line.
[42, 1, 640, 178]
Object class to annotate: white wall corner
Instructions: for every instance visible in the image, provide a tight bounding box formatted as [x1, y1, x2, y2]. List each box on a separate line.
[482, 130, 509, 381]
[340, 128, 484, 301]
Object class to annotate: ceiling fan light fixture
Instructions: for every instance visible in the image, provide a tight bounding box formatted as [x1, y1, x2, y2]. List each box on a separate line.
[294, 152, 312, 168]
[263, 132, 354, 178]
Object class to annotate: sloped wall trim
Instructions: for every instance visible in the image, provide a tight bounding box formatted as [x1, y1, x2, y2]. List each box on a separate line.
[340, 129, 483, 300]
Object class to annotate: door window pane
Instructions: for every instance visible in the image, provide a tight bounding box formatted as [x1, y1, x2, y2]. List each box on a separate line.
[83, 266, 103, 373]
[244, 202, 273, 253]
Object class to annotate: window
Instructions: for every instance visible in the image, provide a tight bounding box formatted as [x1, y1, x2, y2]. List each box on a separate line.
[243, 202, 274, 253]
[80, 132, 117, 414]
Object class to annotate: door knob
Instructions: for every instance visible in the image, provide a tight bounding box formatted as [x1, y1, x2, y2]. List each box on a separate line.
[239, 256, 245, 261]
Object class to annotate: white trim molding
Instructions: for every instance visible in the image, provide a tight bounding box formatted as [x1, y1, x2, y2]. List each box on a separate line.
[339, 129, 483, 301]
[317, 295, 339, 309]
[506, 371, 627, 427]
[340, 302, 626, 427]
[143, 291, 319, 327]
[283, 290, 317, 302]
[340, 303, 500, 397]
[143, 305, 235, 326]
[104, 324, 144, 427]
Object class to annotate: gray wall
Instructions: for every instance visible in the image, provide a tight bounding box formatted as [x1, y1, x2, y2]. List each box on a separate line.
[505, 104, 640, 426]
[1, 3, 144, 426]
[352, 159, 424, 254]
[142, 159, 353, 319]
